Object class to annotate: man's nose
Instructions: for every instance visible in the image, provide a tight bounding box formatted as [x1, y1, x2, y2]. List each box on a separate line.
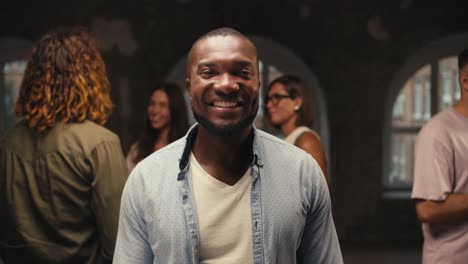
[214, 73, 239, 94]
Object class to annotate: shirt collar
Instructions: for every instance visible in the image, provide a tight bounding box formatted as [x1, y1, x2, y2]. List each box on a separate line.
[177, 124, 263, 175]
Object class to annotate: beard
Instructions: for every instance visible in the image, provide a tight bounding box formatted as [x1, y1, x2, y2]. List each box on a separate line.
[192, 104, 259, 137]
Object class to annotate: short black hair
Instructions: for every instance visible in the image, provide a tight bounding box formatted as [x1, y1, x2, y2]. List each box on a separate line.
[199, 27, 246, 40]
[186, 27, 258, 77]
[458, 48, 468, 70]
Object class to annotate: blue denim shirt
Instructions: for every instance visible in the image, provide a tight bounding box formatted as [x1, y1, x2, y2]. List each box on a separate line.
[114, 125, 343, 264]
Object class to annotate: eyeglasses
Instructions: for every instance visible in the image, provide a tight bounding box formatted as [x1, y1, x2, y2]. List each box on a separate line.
[264, 94, 293, 105]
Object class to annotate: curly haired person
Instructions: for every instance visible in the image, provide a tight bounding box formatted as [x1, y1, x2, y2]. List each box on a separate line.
[0, 26, 128, 264]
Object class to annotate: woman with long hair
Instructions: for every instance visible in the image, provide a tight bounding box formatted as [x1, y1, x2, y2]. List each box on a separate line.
[127, 82, 189, 171]
[264, 75, 328, 181]
[0, 26, 128, 263]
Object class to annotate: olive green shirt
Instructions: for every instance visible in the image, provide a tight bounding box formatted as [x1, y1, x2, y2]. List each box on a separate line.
[0, 120, 128, 264]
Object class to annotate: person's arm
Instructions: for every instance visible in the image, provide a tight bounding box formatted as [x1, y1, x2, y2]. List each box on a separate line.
[412, 125, 461, 225]
[113, 168, 153, 264]
[89, 139, 128, 261]
[415, 194, 468, 224]
[296, 132, 328, 182]
[296, 157, 342, 264]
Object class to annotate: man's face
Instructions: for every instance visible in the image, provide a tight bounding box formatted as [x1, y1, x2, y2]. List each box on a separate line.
[186, 35, 260, 136]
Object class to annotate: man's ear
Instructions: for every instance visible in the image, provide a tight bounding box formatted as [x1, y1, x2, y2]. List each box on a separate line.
[185, 78, 191, 95]
[460, 71, 468, 89]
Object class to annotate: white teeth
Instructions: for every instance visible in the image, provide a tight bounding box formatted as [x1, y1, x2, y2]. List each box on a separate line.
[213, 101, 237, 108]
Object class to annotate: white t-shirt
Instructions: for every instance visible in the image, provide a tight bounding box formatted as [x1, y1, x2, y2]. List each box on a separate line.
[190, 153, 253, 264]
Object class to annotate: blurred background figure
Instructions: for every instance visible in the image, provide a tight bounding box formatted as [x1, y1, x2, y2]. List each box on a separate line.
[126, 82, 189, 172]
[264, 74, 328, 181]
[0, 26, 128, 263]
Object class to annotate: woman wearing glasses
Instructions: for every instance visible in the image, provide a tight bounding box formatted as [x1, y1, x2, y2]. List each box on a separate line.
[264, 75, 328, 182]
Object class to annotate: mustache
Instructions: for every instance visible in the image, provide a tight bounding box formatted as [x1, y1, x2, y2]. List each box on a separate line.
[206, 92, 244, 100]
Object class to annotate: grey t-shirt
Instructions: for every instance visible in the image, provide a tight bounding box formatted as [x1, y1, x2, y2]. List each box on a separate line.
[412, 107, 468, 264]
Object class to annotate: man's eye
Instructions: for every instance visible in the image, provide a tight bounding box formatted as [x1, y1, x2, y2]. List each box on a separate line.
[200, 70, 216, 78]
[238, 70, 252, 79]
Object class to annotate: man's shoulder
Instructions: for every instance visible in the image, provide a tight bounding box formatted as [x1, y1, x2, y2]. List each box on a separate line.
[124, 138, 186, 201]
[133, 137, 186, 175]
[256, 129, 310, 156]
[255, 129, 317, 172]
[256, 129, 292, 147]
[427, 108, 453, 124]
[256, 129, 325, 195]
[418, 108, 456, 140]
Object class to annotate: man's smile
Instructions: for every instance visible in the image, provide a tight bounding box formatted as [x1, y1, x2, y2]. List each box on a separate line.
[208, 100, 244, 108]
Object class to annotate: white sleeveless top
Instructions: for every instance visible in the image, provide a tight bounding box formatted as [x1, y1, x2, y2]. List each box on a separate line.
[284, 126, 320, 145]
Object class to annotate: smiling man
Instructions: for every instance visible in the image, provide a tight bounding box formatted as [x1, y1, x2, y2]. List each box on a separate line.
[114, 27, 343, 264]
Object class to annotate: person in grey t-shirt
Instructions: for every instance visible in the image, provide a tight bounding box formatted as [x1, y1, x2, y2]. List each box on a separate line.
[412, 48, 468, 264]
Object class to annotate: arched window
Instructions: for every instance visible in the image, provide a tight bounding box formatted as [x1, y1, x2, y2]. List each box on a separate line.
[165, 36, 330, 157]
[0, 38, 31, 134]
[383, 34, 467, 198]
